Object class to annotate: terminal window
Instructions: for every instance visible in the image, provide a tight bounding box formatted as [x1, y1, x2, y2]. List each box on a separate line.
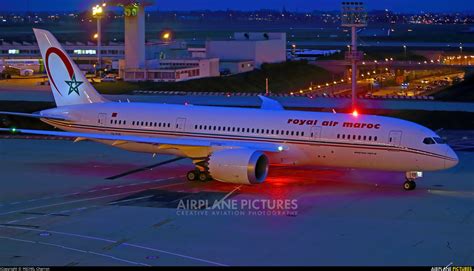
[73, 49, 96, 55]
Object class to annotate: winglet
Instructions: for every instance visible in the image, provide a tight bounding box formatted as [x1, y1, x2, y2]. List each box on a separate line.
[258, 95, 284, 110]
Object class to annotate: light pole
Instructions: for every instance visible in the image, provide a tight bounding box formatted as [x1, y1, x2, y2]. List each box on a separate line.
[403, 45, 407, 60]
[92, 3, 105, 74]
[341, 1, 367, 112]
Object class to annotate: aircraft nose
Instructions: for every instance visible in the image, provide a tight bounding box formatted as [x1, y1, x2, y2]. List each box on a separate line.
[445, 146, 459, 169]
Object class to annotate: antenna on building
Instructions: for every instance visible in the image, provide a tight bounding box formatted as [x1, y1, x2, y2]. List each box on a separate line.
[341, 1, 367, 111]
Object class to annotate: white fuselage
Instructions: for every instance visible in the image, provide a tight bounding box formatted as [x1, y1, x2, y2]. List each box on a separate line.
[41, 102, 458, 173]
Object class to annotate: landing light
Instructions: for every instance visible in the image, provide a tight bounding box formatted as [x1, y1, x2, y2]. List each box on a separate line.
[278, 146, 284, 152]
[352, 110, 359, 117]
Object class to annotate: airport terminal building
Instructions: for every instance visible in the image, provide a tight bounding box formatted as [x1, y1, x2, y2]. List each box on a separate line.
[0, 32, 287, 82]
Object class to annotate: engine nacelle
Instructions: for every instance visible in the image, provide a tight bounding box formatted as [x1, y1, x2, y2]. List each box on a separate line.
[208, 149, 269, 184]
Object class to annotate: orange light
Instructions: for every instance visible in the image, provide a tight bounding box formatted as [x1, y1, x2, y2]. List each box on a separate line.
[162, 32, 171, 40]
[352, 109, 359, 117]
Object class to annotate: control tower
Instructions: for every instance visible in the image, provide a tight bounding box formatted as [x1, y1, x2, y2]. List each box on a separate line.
[110, 0, 154, 69]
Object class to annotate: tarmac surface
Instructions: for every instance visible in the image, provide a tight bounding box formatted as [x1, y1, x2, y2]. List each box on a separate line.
[0, 130, 473, 266]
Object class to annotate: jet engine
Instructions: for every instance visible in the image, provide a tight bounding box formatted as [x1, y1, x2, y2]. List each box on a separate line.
[208, 149, 269, 184]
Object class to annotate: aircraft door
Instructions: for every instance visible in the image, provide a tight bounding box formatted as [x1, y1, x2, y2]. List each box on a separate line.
[175, 118, 186, 132]
[310, 126, 322, 139]
[98, 113, 107, 126]
[389, 130, 403, 146]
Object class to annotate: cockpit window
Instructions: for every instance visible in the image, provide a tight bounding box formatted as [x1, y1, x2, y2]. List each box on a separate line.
[433, 137, 446, 144]
[423, 137, 436, 145]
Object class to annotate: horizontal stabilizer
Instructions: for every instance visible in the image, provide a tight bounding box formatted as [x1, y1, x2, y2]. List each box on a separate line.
[0, 111, 68, 121]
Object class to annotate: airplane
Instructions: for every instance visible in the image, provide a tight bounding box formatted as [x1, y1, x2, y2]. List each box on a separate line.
[0, 29, 459, 191]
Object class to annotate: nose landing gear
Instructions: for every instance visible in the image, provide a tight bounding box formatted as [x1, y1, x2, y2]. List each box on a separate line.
[403, 180, 417, 191]
[404, 171, 422, 191]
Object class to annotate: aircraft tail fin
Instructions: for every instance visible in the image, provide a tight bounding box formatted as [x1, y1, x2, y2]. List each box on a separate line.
[33, 28, 107, 107]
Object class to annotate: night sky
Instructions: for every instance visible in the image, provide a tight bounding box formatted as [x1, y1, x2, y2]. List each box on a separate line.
[0, 0, 471, 12]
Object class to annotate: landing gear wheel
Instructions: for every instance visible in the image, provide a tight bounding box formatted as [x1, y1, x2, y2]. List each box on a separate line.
[403, 180, 416, 191]
[186, 170, 199, 181]
[198, 172, 210, 182]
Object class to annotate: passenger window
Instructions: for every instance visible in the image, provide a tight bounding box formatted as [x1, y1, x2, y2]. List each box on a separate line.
[363, 136, 367, 141]
[374, 136, 378, 141]
[358, 135, 361, 140]
[369, 136, 372, 141]
[301, 132, 304, 136]
[342, 134, 345, 139]
[423, 137, 436, 145]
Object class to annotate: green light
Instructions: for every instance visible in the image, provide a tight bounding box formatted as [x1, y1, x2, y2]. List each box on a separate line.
[10, 127, 17, 133]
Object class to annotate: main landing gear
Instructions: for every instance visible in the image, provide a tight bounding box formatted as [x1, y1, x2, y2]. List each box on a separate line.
[187, 158, 212, 182]
[186, 169, 211, 182]
[403, 171, 423, 191]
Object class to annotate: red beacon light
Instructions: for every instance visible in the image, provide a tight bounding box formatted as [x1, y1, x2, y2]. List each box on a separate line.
[352, 109, 359, 117]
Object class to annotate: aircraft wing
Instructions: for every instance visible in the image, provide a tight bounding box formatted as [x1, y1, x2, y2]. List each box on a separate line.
[0, 111, 68, 121]
[0, 128, 286, 153]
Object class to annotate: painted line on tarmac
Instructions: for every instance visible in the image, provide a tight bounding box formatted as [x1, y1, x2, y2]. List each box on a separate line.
[211, 185, 242, 209]
[0, 180, 184, 217]
[106, 157, 185, 180]
[108, 195, 155, 205]
[0, 236, 150, 266]
[5, 206, 99, 225]
[0, 225, 228, 266]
